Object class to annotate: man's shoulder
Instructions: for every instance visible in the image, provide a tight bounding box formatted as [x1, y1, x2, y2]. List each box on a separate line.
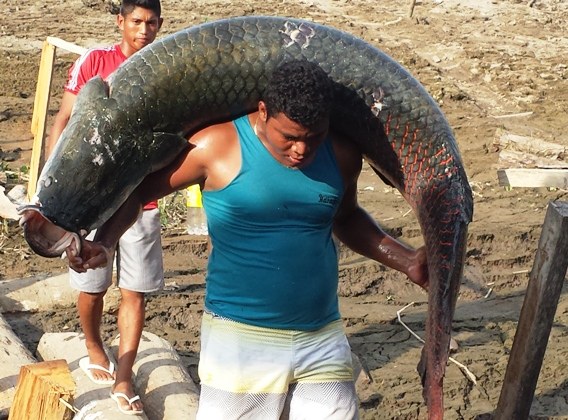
[79, 44, 123, 64]
[331, 133, 362, 172]
[66, 44, 124, 93]
[189, 120, 238, 153]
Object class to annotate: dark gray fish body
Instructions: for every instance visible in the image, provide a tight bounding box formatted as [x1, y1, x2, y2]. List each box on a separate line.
[21, 16, 473, 418]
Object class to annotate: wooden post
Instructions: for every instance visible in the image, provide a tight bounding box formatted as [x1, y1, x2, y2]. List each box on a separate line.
[494, 201, 568, 420]
[27, 37, 87, 201]
[28, 40, 56, 200]
[9, 359, 75, 420]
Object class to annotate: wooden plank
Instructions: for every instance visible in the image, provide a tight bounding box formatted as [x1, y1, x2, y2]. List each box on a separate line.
[46, 37, 87, 56]
[497, 168, 568, 188]
[0, 314, 36, 418]
[110, 331, 200, 420]
[494, 201, 568, 420]
[28, 41, 55, 200]
[9, 359, 75, 420]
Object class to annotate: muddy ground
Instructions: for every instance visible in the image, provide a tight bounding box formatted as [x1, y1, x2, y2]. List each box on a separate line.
[1, 0, 568, 419]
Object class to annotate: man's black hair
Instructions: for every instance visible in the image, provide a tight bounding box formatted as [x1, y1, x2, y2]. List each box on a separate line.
[262, 60, 334, 129]
[120, 0, 161, 17]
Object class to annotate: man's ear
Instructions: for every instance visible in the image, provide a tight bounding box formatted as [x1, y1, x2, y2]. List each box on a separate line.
[158, 17, 164, 30]
[258, 101, 268, 122]
[116, 13, 124, 31]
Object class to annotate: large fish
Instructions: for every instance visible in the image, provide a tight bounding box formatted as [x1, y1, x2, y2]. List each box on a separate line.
[19, 16, 473, 418]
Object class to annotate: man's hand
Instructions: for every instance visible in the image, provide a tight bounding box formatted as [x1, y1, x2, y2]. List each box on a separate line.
[407, 246, 429, 291]
[65, 239, 114, 273]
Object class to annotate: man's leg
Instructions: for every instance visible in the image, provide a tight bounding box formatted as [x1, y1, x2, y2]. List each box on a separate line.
[111, 288, 145, 413]
[110, 208, 164, 413]
[77, 290, 114, 382]
[70, 228, 115, 383]
[284, 321, 359, 420]
[196, 311, 291, 420]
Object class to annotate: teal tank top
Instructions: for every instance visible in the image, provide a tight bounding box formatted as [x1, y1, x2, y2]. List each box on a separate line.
[202, 115, 344, 330]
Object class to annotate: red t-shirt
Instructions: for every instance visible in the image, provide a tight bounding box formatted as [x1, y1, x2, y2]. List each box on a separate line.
[65, 45, 158, 210]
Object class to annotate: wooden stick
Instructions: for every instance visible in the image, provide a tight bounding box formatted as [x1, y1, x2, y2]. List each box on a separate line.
[408, 0, 417, 18]
[494, 201, 568, 420]
[396, 303, 477, 384]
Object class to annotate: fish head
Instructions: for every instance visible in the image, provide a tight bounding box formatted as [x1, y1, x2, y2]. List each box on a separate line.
[18, 205, 82, 258]
[35, 76, 145, 234]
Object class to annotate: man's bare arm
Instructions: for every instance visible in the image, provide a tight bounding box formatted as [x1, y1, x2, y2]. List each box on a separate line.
[46, 92, 76, 158]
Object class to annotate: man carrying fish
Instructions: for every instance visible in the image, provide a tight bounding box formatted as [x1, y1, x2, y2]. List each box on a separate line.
[66, 59, 429, 419]
[46, 0, 163, 415]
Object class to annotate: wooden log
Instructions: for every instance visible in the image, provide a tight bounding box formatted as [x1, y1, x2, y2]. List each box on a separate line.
[37, 332, 147, 420]
[0, 186, 20, 220]
[493, 129, 567, 159]
[498, 150, 568, 170]
[0, 273, 121, 313]
[494, 201, 568, 420]
[111, 331, 200, 420]
[8, 359, 75, 420]
[0, 314, 37, 418]
[497, 168, 568, 188]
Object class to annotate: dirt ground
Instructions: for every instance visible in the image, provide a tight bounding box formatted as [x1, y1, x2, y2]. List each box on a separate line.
[1, 0, 568, 419]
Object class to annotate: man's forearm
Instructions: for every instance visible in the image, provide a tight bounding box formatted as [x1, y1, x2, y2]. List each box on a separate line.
[93, 193, 144, 248]
[334, 207, 416, 274]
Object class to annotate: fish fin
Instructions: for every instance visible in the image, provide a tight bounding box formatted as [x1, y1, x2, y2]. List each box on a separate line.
[75, 76, 110, 107]
[368, 165, 396, 188]
[148, 132, 190, 172]
[417, 347, 428, 403]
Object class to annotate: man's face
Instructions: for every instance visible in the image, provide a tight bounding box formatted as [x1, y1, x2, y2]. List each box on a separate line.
[117, 6, 163, 56]
[258, 103, 329, 169]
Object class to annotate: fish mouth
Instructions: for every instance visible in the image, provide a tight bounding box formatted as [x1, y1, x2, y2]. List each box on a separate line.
[17, 205, 81, 258]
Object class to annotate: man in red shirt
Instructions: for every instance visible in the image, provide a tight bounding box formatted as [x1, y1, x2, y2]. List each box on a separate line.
[47, 0, 163, 415]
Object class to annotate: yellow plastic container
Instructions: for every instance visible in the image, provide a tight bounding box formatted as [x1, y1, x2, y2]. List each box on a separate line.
[186, 184, 207, 235]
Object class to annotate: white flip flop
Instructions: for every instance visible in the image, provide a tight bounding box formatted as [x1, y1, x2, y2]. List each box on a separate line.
[110, 391, 144, 416]
[79, 356, 115, 385]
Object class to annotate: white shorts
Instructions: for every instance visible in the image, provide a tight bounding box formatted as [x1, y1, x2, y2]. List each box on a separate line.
[69, 208, 164, 293]
[196, 311, 359, 420]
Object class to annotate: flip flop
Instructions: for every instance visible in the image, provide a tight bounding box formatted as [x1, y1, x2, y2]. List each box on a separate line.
[110, 391, 144, 416]
[79, 356, 115, 385]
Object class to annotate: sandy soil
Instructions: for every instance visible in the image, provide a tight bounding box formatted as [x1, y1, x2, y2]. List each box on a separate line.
[1, 0, 568, 419]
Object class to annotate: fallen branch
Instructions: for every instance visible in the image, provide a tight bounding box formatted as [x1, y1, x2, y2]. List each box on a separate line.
[396, 302, 478, 385]
[490, 111, 533, 119]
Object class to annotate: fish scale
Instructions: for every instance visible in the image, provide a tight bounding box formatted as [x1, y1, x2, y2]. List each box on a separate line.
[20, 16, 473, 419]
